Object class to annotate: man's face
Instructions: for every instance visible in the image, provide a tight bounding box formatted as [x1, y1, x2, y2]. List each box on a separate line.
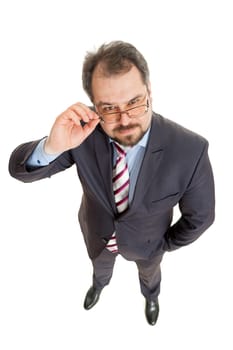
[92, 65, 152, 146]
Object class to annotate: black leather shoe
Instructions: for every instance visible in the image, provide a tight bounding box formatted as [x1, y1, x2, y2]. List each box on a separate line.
[145, 299, 159, 325]
[83, 286, 101, 310]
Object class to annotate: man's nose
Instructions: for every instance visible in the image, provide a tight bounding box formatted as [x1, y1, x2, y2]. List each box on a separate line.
[119, 111, 131, 125]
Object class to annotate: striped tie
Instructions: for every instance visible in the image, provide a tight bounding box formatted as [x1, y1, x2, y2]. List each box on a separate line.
[106, 143, 130, 253]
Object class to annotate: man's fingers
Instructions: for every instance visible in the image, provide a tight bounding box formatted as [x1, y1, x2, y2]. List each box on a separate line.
[57, 102, 99, 127]
[70, 103, 99, 123]
[82, 118, 100, 138]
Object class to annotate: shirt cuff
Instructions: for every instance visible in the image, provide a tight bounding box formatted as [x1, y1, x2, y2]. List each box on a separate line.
[27, 138, 61, 166]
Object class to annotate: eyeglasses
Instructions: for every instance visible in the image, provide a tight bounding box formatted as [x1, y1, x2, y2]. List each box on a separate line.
[95, 95, 149, 124]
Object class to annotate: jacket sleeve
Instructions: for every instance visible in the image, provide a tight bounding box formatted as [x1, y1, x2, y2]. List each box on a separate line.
[164, 141, 215, 251]
[8, 139, 74, 183]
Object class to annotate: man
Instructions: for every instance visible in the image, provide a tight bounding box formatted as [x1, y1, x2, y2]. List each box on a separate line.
[9, 41, 215, 326]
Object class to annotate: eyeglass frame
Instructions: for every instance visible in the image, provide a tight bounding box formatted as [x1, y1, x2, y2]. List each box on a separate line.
[94, 94, 150, 124]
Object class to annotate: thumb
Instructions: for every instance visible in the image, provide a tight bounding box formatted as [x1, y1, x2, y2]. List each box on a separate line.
[82, 118, 100, 138]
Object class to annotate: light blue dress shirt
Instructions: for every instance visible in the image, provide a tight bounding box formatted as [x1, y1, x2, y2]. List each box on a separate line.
[27, 128, 150, 204]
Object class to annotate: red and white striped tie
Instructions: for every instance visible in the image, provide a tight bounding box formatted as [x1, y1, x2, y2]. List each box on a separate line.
[106, 143, 130, 253]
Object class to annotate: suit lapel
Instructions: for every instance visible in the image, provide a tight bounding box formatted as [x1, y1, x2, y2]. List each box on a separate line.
[126, 115, 164, 213]
[94, 126, 116, 212]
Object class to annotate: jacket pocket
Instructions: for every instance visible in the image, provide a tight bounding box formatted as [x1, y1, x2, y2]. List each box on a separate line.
[150, 192, 180, 214]
[151, 192, 180, 203]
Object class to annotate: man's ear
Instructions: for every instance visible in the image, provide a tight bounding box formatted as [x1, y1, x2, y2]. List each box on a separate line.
[147, 82, 152, 101]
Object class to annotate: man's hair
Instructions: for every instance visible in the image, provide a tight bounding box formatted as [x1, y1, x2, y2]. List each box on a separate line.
[82, 41, 150, 102]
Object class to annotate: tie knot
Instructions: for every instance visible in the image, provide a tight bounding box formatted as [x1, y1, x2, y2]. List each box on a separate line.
[113, 142, 129, 157]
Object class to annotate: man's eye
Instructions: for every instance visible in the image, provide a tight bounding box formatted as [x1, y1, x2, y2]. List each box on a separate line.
[103, 106, 117, 113]
[128, 98, 140, 106]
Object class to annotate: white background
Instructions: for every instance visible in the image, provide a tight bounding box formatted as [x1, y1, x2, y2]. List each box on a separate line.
[0, 0, 232, 349]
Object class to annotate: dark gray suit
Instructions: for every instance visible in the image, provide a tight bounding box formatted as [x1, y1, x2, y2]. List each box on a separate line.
[9, 113, 215, 298]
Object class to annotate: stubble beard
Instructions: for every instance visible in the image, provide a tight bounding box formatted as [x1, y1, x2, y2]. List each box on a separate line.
[111, 124, 148, 147]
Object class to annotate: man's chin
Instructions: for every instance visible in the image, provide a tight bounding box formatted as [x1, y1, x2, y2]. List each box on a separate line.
[113, 133, 142, 147]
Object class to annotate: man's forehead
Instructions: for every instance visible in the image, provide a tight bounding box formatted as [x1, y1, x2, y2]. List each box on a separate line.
[92, 65, 147, 105]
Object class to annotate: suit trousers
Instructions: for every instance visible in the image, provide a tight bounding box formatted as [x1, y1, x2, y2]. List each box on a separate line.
[92, 248, 164, 301]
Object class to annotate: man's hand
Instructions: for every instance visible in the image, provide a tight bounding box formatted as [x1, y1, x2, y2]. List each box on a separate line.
[44, 103, 100, 154]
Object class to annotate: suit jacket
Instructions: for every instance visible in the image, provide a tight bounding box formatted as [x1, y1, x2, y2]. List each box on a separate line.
[9, 113, 215, 260]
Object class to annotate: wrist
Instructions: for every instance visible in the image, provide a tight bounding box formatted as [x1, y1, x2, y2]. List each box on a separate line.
[44, 137, 59, 155]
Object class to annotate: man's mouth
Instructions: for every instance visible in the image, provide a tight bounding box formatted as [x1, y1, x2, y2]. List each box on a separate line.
[114, 124, 139, 133]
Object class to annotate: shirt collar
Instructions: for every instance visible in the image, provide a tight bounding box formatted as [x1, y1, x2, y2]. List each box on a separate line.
[137, 126, 150, 148]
